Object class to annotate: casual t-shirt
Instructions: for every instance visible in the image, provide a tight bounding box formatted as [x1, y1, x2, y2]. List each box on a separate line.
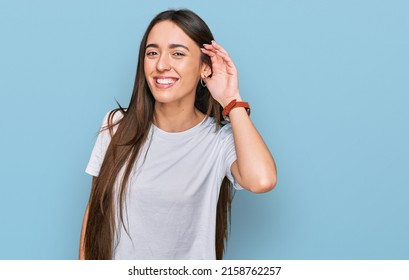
[86, 111, 242, 259]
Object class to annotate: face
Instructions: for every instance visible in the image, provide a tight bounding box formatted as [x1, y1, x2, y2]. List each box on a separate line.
[144, 20, 209, 106]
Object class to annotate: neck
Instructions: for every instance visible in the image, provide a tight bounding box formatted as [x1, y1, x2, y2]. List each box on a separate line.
[153, 102, 205, 132]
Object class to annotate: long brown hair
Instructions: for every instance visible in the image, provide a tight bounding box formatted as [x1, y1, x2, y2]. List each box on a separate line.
[84, 9, 234, 260]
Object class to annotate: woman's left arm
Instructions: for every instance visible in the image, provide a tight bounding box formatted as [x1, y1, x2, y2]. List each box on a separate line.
[202, 41, 277, 193]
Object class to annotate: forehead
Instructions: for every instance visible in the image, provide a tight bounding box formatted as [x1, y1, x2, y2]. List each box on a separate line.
[146, 20, 196, 47]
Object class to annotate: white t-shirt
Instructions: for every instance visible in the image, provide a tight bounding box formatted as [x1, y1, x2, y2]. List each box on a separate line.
[86, 111, 242, 259]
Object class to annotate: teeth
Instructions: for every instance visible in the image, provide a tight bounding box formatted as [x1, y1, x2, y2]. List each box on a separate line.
[157, 78, 176, 85]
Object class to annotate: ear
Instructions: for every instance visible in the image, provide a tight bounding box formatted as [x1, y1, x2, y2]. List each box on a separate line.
[201, 63, 212, 79]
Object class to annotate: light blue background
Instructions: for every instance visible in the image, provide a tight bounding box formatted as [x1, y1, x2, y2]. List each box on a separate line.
[1, 0, 408, 259]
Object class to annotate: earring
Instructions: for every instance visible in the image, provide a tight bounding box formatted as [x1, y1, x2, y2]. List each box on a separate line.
[200, 78, 207, 87]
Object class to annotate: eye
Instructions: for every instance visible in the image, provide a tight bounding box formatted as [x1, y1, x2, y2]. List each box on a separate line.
[146, 51, 158, 57]
[173, 52, 185, 57]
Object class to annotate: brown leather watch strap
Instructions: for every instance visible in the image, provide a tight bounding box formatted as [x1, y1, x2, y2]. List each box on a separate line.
[222, 99, 251, 118]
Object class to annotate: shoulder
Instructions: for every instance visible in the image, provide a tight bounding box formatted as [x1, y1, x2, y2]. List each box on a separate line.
[201, 117, 233, 142]
[100, 109, 125, 130]
[101, 109, 125, 128]
[96, 109, 126, 140]
[217, 121, 233, 140]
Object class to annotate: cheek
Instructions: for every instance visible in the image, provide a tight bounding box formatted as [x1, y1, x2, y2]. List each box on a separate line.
[143, 60, 151, 75]
[144, 61, 156, 86]
[179, 60, 201, 80]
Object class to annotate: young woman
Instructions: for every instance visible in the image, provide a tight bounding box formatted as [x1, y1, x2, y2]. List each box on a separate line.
[80, 9, 276, 260]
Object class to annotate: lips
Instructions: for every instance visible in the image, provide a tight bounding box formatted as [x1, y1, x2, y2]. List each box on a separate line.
[154, 76, 179, 88]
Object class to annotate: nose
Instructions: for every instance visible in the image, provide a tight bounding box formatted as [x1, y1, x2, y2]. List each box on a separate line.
[156, 54, 171, 72]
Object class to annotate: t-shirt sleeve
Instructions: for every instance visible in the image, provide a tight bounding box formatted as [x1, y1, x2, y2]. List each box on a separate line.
[221, 124, 244, 190]
[85, 111, 118, 177]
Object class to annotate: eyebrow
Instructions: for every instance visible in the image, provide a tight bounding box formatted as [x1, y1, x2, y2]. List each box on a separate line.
[145, 43, 190, 51]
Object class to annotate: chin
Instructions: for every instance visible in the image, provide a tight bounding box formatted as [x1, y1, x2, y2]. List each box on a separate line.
[151, 90, 174, 103]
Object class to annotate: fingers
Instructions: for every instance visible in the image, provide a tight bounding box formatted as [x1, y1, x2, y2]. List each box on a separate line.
[203, 40, 228, 54]
[210, 40, 229, 57]
[213, 50, 236, 69]
[202, 42, 226, 60]
[201, 47, 223, 67]
[200, 47, 215, 57]
[201, 41, 236, 70]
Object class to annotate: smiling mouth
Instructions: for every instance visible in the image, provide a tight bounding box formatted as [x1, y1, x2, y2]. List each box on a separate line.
[155, 78, 179, 85]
